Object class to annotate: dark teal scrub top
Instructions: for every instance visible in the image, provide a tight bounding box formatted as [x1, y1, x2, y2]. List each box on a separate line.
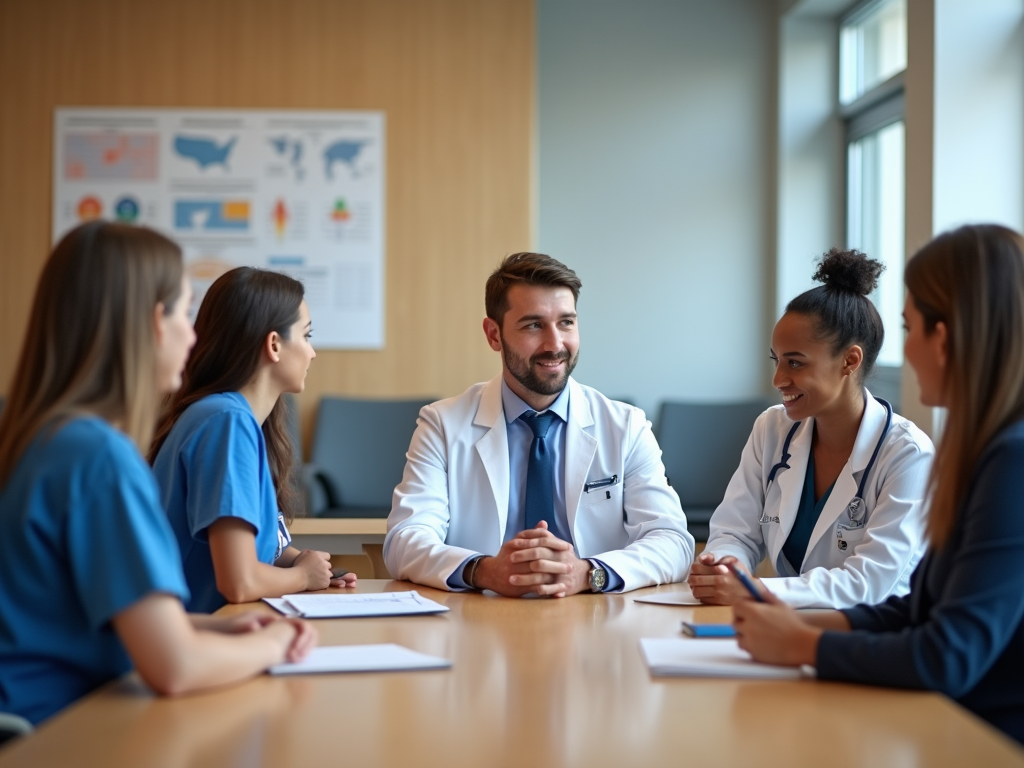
[782, 446, 835, 572]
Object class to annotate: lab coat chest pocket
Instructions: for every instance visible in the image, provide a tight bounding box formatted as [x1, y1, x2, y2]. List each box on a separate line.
[577, 482, 627, 543]
[834, 522, 868, 553]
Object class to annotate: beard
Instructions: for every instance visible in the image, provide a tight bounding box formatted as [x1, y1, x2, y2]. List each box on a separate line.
[501, 337, 579, 397]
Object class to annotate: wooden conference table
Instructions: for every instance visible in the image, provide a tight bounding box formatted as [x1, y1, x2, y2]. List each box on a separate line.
[1, 580, 1022, 768]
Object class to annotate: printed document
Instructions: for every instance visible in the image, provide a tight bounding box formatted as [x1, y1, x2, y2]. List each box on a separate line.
[269, 590, 450, 619]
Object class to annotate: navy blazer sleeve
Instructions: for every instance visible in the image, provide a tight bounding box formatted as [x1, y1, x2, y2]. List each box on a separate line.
[816, 427, 1024, 700]
[840, 592, 913, 634]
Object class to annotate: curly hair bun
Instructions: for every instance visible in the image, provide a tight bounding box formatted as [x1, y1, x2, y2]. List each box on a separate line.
[812, 247, 884, 296]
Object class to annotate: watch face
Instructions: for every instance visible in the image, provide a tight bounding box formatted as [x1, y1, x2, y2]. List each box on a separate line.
[590, 567, 607, 592]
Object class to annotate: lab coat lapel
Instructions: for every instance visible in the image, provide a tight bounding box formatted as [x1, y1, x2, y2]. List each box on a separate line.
[769, 419, 812, 573]
[802, 390, 887, 564]
[473, 376, 511, 544]
[564, 379, 597, 547]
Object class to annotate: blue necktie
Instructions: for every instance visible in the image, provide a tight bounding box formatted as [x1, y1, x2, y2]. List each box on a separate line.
[521, 410, 558, 531]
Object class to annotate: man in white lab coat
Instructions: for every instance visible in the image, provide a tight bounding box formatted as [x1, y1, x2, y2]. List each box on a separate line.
[384, 253, 693, 596]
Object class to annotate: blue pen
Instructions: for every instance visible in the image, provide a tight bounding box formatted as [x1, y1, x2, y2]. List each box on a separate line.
[726, 562, 766, 603]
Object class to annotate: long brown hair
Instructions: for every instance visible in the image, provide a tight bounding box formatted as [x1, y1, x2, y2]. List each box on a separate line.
[149, 267, 304, 520]
[0, 222, 183, 486]
[905, 224, 1024, 549]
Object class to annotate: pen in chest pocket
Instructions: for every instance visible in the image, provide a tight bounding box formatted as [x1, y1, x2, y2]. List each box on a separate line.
[584, 475, 618, 497]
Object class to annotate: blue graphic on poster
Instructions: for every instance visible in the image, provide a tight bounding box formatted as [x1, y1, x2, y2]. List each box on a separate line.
[324, 140, 369, 179]
[269, 136, 305, 180]
[114, 195, 140, 222]
[174, 200, 251, 231]
[174, 136, 237, 169]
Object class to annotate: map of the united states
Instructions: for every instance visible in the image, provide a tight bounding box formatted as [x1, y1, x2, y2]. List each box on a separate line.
[174, 136, 237, 169]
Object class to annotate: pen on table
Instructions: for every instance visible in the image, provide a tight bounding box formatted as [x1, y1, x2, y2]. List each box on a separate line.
[725, 562, 766, 603]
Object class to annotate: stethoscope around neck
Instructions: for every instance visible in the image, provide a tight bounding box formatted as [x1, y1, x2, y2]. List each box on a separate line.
[765, 397, 894, 526]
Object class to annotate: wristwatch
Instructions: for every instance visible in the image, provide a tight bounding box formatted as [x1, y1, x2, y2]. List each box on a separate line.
[588, 560, 608, 592]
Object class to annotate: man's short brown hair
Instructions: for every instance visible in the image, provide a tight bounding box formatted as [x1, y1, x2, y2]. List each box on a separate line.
[485, 252, 582, 325]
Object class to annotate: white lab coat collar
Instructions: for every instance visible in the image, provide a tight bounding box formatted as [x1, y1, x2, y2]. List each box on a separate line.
[564, 378, 598, 539]
[473, 376, 510, 542]
[471, 375, 598, 545]
[848, 389, 888, 474]
[772, 416, 811, 566]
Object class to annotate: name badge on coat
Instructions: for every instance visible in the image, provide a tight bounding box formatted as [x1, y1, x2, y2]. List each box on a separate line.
[836, 497, 868, 551]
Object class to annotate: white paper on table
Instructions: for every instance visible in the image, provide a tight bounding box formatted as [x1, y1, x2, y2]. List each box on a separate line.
[632, 587, 701, 606]
[639, 638, 808, 680]
[263, 597, 302, 616]
[269, 644, 452, 675]
[281, 590, 450, 619]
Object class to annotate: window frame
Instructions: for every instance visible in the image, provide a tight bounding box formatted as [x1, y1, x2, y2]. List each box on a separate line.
[839, 0, 908, 402]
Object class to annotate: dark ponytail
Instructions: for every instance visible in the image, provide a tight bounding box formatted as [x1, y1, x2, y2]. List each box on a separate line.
[786, 248, 885, 380]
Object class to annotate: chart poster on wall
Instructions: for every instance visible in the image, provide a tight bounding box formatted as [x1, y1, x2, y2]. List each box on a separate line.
[53, 108, 386, 349]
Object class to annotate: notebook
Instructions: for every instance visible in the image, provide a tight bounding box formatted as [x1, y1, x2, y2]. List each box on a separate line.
[270, 644, 452, 675]
[639, 638, 809, 680]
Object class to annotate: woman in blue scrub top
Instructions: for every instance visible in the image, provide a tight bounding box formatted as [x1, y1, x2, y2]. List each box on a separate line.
[0, 223, 316, 725]
[689, 249, 934, 608]
[732, 225, 1024, 745]
[150, 267, 356, 613]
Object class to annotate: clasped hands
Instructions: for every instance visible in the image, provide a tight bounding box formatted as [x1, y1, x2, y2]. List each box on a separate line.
[689, 551, 825, 667]
[472, 521, 591, 598]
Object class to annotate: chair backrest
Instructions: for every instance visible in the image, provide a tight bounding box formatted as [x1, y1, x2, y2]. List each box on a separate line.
[309, 397, 434, 509]
[655, 399, 772, 508]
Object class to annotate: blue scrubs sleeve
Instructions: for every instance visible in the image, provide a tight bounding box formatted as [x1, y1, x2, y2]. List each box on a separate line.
[183, 411, 265, 540]
[67, 443, 189, 630]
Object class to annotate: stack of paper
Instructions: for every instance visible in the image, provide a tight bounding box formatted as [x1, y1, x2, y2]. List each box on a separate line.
[264, 590, 450, 618]
[270, 644, 452, 675]
[639, 638, 808, 680]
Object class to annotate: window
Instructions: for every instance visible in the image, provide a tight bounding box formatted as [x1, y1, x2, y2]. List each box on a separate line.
[841, 0, 907, 392]
[840, 0, 907, 105]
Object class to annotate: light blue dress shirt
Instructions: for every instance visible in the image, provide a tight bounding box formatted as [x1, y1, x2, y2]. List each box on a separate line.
[448, 380, 622, 591]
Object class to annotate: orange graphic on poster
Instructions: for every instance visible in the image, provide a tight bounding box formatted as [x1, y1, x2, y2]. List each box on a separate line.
[103, 136, 128, 165]
[222, 201, 250, 221]
[273, 199, 288, 239]
[77, 196, 103, 221]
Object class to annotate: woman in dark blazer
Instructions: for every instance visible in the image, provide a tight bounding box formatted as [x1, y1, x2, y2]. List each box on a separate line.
[728, 224, 1024, 745]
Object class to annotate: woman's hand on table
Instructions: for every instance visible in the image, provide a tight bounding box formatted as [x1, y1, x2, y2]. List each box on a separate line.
[732, 588, 822, 667]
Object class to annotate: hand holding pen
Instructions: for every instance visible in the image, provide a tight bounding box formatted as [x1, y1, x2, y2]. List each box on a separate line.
[688, 553, 769, 606]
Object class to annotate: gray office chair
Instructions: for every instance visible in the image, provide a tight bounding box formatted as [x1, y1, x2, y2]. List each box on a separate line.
[0, 712, 32, 747]
[303, 396, 435, 518]
[655, 399, 772, 542]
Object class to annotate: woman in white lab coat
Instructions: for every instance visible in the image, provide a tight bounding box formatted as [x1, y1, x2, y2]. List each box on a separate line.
[688, 249, 934, 609]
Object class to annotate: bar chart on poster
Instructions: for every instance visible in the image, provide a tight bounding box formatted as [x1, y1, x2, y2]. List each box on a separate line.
[53, 108, 385, 348]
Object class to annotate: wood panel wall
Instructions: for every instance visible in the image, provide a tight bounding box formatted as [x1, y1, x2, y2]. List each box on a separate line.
[0, 0, 534, 452]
